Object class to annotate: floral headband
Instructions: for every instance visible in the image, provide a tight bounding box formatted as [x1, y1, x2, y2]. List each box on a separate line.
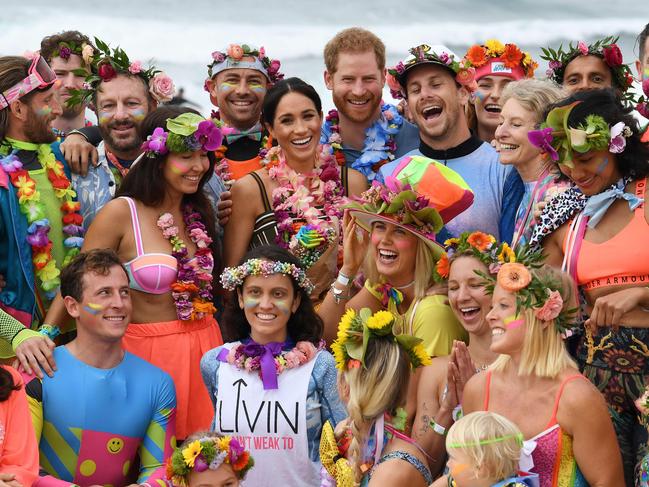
[167, 436, 254, 486]
[485, 246, 577, 334]
[527, 101, 632, 168]
[433, 231, 515, 281]
[51, 40, 93, 63]
[540, 36, 635, 102]
[463, 39, 537, 79]
[67, 37, 175, 108]
[220, 258, 315, 295]
[387, 44, 477, 99]
[139, 112, 223, 160]
[207, 43, 284, 85]
[331, 308, 431, 371]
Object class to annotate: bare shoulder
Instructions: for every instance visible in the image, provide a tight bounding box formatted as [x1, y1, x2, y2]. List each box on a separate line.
[420, 356, 451, 386]
[558, 371, 604, 412]
[346, 168, 369, 197]
[231, 172, 263, 200]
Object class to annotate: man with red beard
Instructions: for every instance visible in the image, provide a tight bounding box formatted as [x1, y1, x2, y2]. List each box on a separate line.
[39, 31, 94, 139]
[0, 54, 72, 376]
[320, 27, 419, 183]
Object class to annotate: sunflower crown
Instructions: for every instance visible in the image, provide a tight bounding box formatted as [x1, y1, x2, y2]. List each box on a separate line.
[463, 39, 537, 78]
[331, 308, 431, 371]
[433, 231, 514, 281]
[167, 436, 254, 486]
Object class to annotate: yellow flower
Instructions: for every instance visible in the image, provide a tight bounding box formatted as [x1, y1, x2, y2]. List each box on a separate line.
[331, 340, 346, 371]
[366, 310, 394, 330]
[522, 52, 532, 67]
[484, 39, 505, 56]
[337, 308, 356, 341]
[411, 343, 432, 367]
[444, 237, 460, 247]
[217, 436, 231, 453]
[38, 259, 60, 283]
[498, 243, 516, 263]
[182, 440, 203, 467]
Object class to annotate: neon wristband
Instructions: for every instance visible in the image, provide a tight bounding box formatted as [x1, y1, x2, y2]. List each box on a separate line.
[429, 419, 448, 436]
[11, 328, 43, 352]
[38, 324, 61, 340]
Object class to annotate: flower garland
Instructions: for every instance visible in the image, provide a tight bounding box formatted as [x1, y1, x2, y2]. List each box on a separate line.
[264, 144, 344, 268]
[463, 39, 537, 78]
[220, 258, 314, 294]
[157, 207, 215, 322]
[321, 103, 403, 182]
[0, 140, 84, 299]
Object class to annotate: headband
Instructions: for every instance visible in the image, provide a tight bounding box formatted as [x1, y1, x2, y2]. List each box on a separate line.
[220, 258, 314, 294]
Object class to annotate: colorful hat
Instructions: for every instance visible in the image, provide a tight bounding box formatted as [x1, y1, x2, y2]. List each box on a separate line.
[387, 44, 477, 99]
[463, 39, 537, 81]
[346, 155, 474, 258]
[207, 43, 283, 84]
[540, 36, 635, 102]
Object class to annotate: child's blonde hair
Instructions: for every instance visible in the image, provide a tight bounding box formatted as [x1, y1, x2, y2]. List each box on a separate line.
[446, 411, 523, 481]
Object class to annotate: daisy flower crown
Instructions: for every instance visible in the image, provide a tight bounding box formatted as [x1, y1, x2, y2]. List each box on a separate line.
[167, 436, 254, 485]
[220, 258, 315, 295]
[331, 308, 432, 371]
[540, 36, 636, 102]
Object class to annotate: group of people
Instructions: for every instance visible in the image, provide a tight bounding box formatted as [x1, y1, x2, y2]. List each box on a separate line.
[0, 22, 649, 487]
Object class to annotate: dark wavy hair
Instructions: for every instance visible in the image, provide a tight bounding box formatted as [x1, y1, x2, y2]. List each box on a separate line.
[221, 245, 323, 345]
[116, 105, 221, 279]
[545, 88, 649, 180]
[0, 366, 20, 402]
[261, 77, 322, 127]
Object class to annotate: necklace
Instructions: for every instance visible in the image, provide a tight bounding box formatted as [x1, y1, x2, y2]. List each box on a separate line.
[395, 280, 415, 290]
[0, 139, 84, 299]
[157, 206, 215, 321]
[265, 145, 344, 268]
[321, 103, 403, 182]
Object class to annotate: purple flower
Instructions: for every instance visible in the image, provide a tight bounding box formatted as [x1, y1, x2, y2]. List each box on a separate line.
[59, 46, 72, 60]
[528, 127, 558, 161]
[267, 59, 281, 76]
[143, 127, 168, 154]
[229, 437, 244, 463]
[548, 60, 562, 70]
[194, 454, 209, 472]
[404, 195, 430, 212]
[26, 220, 50, 247]
[637, 101, 649, 119]
[195, 120, 223, 151]
[0, 153, 23, 173]
[63, 224, 85, 237]
[211, 51, 226, 63]
[609, 122, 627, 154]
[242, 342, 265, 358]
[439, 52, 450, 64]
[545, 68, 554, 78]
[395, 62, 405, 74]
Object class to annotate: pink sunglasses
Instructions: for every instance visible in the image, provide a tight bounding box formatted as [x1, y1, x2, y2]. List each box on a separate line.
[0, 55, 58, 110]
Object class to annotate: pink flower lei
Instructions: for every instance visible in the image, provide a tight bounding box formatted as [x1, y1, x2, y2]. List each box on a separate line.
[225, 340, 326, 377]
[157, 206, 216, 321]
[265, 145, 345, 267]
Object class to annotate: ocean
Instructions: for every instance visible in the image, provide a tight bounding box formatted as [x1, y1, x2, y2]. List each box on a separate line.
[1, 0, 648, 114]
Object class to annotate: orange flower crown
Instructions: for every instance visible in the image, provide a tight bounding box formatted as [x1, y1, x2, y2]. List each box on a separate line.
[463, 39, 537, 79]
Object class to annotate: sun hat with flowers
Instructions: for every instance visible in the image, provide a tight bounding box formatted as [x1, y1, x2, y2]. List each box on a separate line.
[331, 308, 431, 372]
[462, 39, 537, 81]
[167, 435, 254, 486]
[540, 36, 635, 102]
[67, 37, 175, 108]
[206, 43, 284, 85]
[433, 231, 515, 282]
[387, 44, 478, 99]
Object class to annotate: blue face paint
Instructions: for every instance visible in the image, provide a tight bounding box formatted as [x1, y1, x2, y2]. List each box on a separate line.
[595, 157, 609, 175]
[243, 297, 260, 309]
[83, 302, 104, 315]
[474, 90, 486, 103]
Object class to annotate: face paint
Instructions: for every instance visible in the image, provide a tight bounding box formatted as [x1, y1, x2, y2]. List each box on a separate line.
[449, 463, 470, 477]
[129, 108, 146, 121]
[249, 82, 265, 94]
[504, 314, 525, 329]
[37, 105, 53, 117]
[83, 302, 104, 315]
[643, 67, 649, 80]
[595, 157, 609, 175]
[274, 299, 291, 314]
[243, 296, 260, 309]
[98, 110, 112, 125]
[474, 90, 486, 103]
[219, 81, 237, 91]
[169, 159, 191, 175]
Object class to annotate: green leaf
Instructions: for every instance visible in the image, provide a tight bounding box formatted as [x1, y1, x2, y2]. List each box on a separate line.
[165, 112, 203, 135]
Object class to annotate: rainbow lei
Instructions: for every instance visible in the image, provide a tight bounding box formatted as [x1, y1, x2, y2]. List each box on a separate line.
[265, 145, 344, 268]
[0, 139, 84, 299]
[157, 207, 215, 321]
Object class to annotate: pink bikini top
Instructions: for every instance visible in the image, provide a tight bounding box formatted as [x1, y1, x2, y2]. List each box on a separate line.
[121, 197, 177, 294]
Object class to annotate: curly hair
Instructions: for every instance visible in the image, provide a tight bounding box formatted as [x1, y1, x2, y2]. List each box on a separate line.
[221, 245, 323, 345]
[39, 30, 93, 62]
[545, 88, 649, 180]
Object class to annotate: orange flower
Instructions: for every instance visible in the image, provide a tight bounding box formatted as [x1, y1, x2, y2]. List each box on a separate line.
[466, 45, 488, 67]
[192, 299, 216, 314]
[61, 200, 81, 213]
[497, 263, 531, 292]
[171, 282, 199, 293]
[436, 254, 450, 279]
[232, 451, 250, 471]
[502, 44, 524, 69]
[466, 231, 495, 251]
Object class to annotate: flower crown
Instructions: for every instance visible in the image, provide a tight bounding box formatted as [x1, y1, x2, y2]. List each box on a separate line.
[463, 39, 537, 78]
[167, 436, 254, 486]
[433, 231, 515, 281]
[207, 43, 284, 84]
[67, 37, 175, 108]
[483, 246, 577, 335]
[139, 112, 223, 159]
[331, 308, 431, 371]
[51, 40, 93, 63]
[220, 258, 314, 295]
[527, 101, 633, 168]
[387, 44, 477, 99]
[540, 36, 635, 102]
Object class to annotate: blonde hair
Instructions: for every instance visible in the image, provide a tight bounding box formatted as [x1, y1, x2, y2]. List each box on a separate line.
[324, 27, 386, 73]
[341, 337, 410, 483]
[500, 79, 566, 125]
[491, 265, 577, 378]
[446, 411, 523, 481]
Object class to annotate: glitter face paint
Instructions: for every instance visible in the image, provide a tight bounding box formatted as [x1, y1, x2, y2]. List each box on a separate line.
[83, 302, 104, 315]
[504, 315, 525, 329]
[595, 157, 609, 175]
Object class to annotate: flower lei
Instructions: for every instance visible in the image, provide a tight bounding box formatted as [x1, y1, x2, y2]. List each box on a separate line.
[321, 103, 402, 182]
[540, 36, 635, 102]
[265, 145, 344, 268]
[331, 308, 431, 371]
[220, 258, 314, 294]
[463, 39, 537, 78]
[157, 207, 215, 322]
[167, 435, 254, 485]
[0, 140, 84, 299]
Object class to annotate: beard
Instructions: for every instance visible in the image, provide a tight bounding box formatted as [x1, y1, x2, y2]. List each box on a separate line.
[24, 106, 56, 144]
[331, 89, 381, 125]
[98, 118, 142, 154]
[61, 103, 84, 120]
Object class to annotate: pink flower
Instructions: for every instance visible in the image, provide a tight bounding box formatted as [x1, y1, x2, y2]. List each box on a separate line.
[211, 51, 225, 63]
[329, 132, 342, 144]
[267, 59, 281, 75]
[98, 63, 117, 82]
[226, 346, 239, 364]
[295, 341, 317, 363]
[386, 72, 401, 93]
[577, 41, 589, 56]
[548, 60, 562, 70]
[609, 122, 627, 153]
[283, 351, 301, 368]
[534, 290, 564, 321]
[149, 72, 175, 102]
[488, 262, 502, 275]
[643, 78, 649, 97]
[128, 60, 142, 74]
[157, 213, 174, 229]
[603, 44, 623, 67]
[162, 226, 178, 239]
[259, 46, 266, 58]
[455, 67, 476, 90]
[227, 44, 244, 61]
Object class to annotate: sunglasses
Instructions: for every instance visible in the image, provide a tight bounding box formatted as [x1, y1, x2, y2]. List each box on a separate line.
[0, 55, 58, 110]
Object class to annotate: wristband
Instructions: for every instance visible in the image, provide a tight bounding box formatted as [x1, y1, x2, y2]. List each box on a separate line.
[11, 328, 43, 352]
[330, 281, 351, 304]
[67, 129, 89, 142]
[337, 271, 351, 287]
[429, 419, 448, 436]
[38, 324, 61, 341]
